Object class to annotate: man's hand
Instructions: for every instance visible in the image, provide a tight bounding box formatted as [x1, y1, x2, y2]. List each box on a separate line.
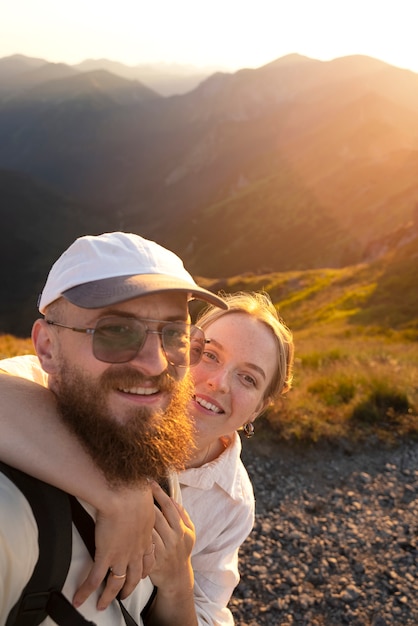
[72, 483, 156, 610]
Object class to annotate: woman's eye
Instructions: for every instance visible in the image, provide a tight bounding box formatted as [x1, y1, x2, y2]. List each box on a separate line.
[202, 351, 218, 362]
[242, 374, 257, 386]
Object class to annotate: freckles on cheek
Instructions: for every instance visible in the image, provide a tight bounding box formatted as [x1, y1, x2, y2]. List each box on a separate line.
[190, 366, 203, 385]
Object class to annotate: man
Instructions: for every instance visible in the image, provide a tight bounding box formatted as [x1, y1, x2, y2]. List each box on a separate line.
[0, 231, 226, 625]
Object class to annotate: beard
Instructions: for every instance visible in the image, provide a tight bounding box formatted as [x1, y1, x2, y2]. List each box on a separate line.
[53, 362, 196, 487]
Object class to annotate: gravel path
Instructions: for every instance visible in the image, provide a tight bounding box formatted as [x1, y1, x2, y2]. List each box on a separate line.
[229, 437, 418, 626]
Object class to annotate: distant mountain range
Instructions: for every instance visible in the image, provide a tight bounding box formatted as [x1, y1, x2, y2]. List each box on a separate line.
[0, 52, 417, 336]
[0, 54, 222, 96]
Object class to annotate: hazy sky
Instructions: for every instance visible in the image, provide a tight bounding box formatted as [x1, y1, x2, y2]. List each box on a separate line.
[1, 0, 417, 73]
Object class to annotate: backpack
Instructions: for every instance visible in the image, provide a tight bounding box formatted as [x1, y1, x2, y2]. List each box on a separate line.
[1, 462, 95, 625]
[1, 462, 149, 626]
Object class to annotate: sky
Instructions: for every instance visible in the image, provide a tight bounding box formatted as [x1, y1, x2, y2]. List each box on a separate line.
[1, 0, 418, 74]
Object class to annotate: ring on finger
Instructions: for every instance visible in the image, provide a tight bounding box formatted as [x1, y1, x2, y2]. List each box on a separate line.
[109, 567, 127, 580]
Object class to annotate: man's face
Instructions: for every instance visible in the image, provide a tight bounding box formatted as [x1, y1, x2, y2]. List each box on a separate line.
[36, 292, 196, 484]
[46, 292, 191, 420]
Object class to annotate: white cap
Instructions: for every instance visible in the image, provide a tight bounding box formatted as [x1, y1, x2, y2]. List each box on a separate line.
[38, 232, 227, 313]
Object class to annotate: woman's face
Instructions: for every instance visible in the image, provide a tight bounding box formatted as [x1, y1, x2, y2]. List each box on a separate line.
[190, 312, 278, 443]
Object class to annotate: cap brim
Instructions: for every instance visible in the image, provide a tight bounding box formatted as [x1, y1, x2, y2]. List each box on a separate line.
[62, 274, 228, 310]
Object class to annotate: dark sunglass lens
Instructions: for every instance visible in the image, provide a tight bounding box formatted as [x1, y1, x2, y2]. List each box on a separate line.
[93, 318, 146, 363]
[162, 323, 189, 366]
[162, 323, 205, 366]
[189, 327, 205, 366]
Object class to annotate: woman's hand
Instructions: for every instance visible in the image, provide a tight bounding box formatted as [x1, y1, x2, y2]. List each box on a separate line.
[143, 482, 198, 625]
[72, 482, 156, 610]
[149, 481, 195, 592]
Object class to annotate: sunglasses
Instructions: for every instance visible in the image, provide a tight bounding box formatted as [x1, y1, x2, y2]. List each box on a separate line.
[46, 316, 205, 367]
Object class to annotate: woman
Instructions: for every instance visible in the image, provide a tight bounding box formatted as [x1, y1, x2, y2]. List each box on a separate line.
[0, 291, 294, 624]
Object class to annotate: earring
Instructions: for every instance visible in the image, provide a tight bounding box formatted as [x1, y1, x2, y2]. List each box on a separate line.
[243, 422, 255, 439]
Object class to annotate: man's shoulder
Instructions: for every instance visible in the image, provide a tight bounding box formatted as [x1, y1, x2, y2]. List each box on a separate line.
[0, 354, 47, 385]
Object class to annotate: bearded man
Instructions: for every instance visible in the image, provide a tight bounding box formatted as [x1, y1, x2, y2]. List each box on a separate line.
[0, 231, 226, 626]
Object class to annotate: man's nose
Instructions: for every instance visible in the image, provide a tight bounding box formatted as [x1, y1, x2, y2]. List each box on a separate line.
[129, 330, 169, 376]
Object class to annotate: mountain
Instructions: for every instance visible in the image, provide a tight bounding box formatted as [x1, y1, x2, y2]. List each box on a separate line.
[0, 55, 78, 97]
[75, 58, 222, 95]
[0, 54, 48, 81]
[0, 66, 162, 197]
[9, 69, 160, 105]
[199, 217, 418, 335]
[0, 169, 116, 335]
[0, 54, 219, 98]
[1, 52, 418, 334]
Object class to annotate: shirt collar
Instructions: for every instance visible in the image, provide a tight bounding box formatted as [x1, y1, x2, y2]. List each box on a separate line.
[179, 431, 245, 500]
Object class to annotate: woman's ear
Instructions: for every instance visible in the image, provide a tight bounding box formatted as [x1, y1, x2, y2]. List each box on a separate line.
[252, 396, 272, 422]
[32, 319, 59, 375]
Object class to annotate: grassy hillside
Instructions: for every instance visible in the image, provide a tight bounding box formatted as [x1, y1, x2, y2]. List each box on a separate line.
[198, 247, 418, 445]
[2, 247, 417, 448]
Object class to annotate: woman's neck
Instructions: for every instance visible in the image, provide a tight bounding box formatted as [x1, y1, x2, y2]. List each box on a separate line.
[186, 435, 231, 469]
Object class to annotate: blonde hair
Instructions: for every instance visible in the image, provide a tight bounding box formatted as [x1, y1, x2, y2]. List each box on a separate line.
[196, 291, 294, 405]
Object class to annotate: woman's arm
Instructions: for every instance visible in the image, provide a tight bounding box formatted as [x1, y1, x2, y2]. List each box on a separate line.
[0, 371, 155, 608]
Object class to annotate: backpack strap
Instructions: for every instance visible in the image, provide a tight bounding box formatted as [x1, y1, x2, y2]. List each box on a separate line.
[1, 462, 95, 626]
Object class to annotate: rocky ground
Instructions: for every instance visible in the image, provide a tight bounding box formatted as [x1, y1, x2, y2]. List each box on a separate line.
[229, 436, 418, 626]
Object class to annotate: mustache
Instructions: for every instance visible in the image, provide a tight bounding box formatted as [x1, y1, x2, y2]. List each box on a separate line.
[99, 366, 177, 393]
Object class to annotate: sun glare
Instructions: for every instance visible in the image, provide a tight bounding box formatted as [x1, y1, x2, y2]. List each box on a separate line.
[0, 0, 417, 73]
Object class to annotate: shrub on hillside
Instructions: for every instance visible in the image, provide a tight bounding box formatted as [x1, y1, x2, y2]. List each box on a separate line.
[350, 380, 411, 425]
[308, 375, 356, 406]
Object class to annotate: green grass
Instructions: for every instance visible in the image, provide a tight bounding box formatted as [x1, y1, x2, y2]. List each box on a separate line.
[263, 334, 418, 446]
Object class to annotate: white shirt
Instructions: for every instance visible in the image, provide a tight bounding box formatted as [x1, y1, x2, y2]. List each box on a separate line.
[1, 356, 255, 625]
[180, 432, 255, 625]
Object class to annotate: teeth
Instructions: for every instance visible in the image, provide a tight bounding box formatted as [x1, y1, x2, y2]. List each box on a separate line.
[196, 396, 222, 413]
[119, 387, 159, 395]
